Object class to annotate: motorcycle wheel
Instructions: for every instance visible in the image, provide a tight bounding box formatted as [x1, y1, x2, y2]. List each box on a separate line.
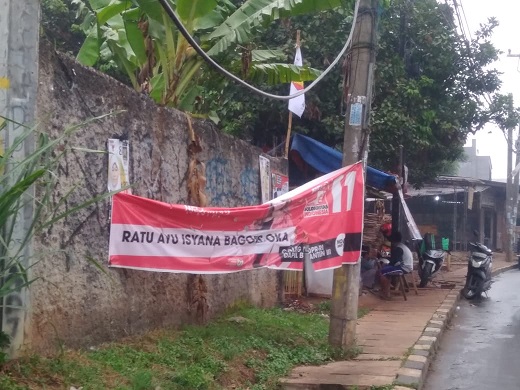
[462, 275, 482, 300]
[419, 262, 434, 288]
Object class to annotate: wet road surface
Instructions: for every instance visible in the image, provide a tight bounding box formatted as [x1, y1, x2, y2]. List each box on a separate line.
[424, 270, 520, 390]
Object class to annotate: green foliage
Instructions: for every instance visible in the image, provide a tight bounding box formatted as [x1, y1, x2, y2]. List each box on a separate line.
[316, 299, 332, 313]
[210, 0, 518, 186]
[130, 370, 153, 390]
[249, 63, 322, 85]
[369, 0, 518, 186]
[43, 0, 518, 185]
[71, 0, 339, 112]
[202, 6, 352, 146]
[358, 307, 371, 318]
[41, 0, 85, 53]
[2, 305, 352, 389]
[0, 115, 122, 360]
[206, 0, 347, 56]
[0, 331, 10, 364]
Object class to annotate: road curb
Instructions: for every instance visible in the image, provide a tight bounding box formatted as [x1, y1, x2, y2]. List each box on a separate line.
[491, 263, 517, 276]
[396, 263, 517, 390]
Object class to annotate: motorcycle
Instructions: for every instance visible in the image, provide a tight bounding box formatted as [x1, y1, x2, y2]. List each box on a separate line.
[462, 239, 493, 300]
[418, 233, 449, 288]
[419, 249, 447, 288]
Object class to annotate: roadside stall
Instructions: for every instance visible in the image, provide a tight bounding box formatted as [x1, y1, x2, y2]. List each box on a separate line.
[286, 133, 422, 296]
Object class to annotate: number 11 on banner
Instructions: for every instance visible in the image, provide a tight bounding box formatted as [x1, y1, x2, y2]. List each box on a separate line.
[331, 171, 357, 213]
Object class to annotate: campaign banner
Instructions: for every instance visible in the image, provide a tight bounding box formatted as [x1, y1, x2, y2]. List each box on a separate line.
[272, 171, 289, 199]
[108, 139, 131, 193]
[109, 162, 364, 274]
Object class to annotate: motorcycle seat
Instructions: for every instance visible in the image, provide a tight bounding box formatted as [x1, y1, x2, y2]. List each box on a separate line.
[423, 250, 445, 259]
[469, 242, 492, 256]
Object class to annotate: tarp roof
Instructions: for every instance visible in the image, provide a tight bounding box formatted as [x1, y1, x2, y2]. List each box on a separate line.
[290, 133, 422, 241]
[290, 133, 398, 194]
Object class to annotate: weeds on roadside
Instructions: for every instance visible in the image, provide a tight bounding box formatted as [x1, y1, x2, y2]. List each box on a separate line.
[2, 305, 363, 389]
[0, 114, 124, 361]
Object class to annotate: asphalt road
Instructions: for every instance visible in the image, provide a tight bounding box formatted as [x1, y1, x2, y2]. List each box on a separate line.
[424, 270, 520, 390]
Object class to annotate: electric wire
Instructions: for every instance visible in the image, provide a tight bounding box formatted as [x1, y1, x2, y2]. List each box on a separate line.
[157, 0, 361, 101]
[458, 0, 473, 41]
[452, 0, 468, 42]
[452, 0, 493, 107]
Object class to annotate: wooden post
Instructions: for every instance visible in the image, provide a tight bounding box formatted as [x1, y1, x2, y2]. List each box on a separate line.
[284, 30, 301, 158]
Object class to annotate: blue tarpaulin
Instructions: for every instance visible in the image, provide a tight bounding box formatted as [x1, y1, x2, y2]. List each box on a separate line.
[290, 133, 398, 194]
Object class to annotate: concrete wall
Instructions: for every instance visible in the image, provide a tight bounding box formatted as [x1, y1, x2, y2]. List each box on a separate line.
[25, 42, 286, 352]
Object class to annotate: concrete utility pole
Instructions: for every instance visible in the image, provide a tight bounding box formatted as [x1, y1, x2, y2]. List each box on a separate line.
[513, 133, 520, 253]
[506, 51, 520, 260]
[0, 0, 40, 355]
[329, 0, 377, 349]
[505, 126, 516, 262]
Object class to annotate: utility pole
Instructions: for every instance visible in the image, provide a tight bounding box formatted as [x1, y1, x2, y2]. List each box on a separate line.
[505, 126, 515, 261]
[0, 0, 40, 355]
[391, 145, 403, 238]
[506, 51, 520, 260]
[329, 0, 377, 349]
[513, 133, 520, 254]
[506, 129, 520, 260]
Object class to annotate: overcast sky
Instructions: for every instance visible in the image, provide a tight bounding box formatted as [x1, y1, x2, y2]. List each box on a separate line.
[462, 0, 520, 180]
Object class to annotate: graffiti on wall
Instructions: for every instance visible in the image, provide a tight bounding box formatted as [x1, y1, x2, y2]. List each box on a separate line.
[3, 266, 25, 341]
[240, 166, 260, 205]
[206, 158, 234, 206]
[205, 158, 261, 206]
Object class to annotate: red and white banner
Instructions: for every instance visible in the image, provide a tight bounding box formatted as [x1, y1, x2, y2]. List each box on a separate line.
[288, 46, 305, 117]
[109, 162, 364, 274]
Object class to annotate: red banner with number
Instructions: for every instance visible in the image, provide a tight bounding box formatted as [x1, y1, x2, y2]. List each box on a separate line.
[109, 162, 364, 274]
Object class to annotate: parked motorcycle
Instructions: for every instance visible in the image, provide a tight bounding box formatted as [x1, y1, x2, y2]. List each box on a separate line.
[418, 233, 449, 288]
[462, 239, 493, 299]
[419, 249, 447, 288]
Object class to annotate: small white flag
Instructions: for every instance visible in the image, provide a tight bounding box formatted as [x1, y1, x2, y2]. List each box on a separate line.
[288, 47, 305, 118]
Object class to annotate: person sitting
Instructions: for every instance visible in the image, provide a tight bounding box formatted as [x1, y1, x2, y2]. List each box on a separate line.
[376, 231, 413, 300]
[360, 246, 378, 290]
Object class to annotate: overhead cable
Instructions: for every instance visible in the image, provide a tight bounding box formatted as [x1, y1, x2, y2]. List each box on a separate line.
[458, 0, 473, 41]
[157, 0, 361, 101]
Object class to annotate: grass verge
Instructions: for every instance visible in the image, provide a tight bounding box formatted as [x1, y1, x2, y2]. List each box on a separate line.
[0, 304, 360, 390]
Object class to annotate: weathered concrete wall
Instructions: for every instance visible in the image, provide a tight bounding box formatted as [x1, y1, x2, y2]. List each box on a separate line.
[26, 42, 286, 352]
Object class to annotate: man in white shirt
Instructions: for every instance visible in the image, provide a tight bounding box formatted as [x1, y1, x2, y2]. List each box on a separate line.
[377, 231, 413, 299]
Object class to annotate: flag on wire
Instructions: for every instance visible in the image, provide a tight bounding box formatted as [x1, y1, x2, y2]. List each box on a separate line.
[288, 47, 305, 118]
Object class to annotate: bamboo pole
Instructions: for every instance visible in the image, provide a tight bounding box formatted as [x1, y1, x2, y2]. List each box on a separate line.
[284, 30, 301, 158]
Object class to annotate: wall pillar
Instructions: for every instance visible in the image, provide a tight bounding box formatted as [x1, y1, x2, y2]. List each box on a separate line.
[0, 0, 40, 356]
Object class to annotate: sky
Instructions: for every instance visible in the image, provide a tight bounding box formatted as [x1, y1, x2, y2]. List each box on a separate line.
[462, 0, 520, 180]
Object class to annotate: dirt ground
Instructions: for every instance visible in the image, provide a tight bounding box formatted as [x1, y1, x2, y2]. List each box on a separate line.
[283, 292, 381, 314]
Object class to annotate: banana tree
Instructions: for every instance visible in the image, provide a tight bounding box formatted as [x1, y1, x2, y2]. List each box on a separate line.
[74, 0, 349, 112]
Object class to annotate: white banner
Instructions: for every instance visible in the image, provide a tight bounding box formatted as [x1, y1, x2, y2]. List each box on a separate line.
[259, 155, 271, 203]
[288, 47, 305, 118]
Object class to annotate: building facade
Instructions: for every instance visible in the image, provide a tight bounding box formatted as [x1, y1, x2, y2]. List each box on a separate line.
[456, 139, 492, 180]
